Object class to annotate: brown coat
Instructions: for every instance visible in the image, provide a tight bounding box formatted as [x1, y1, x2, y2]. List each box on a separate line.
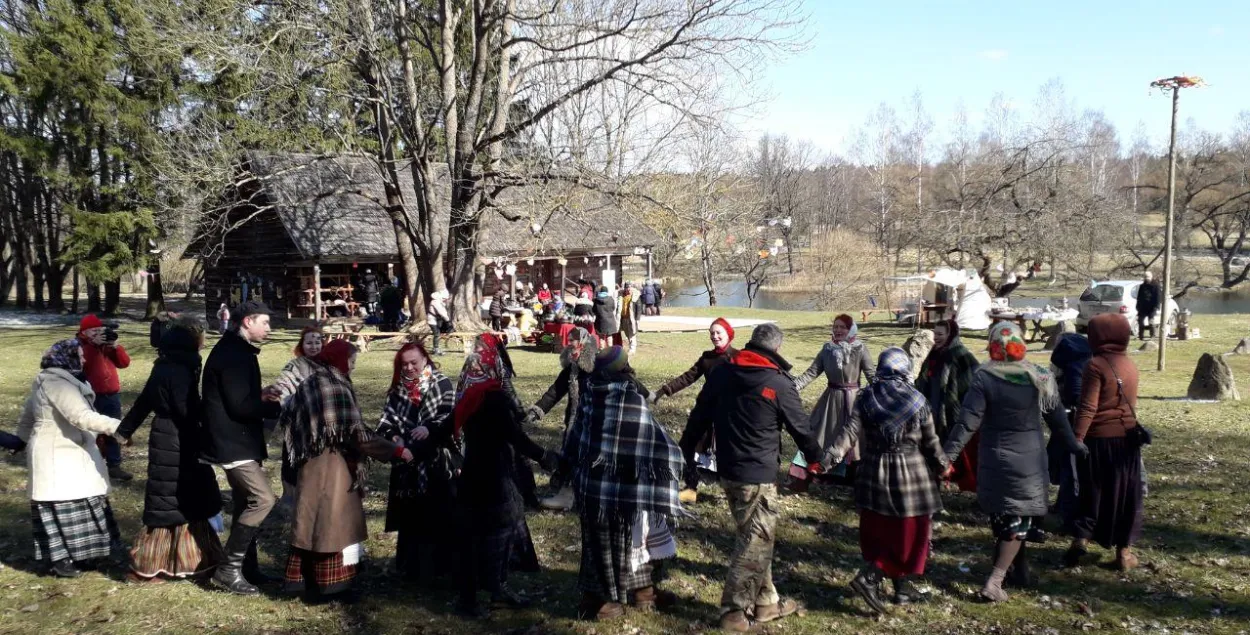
[1074, 315, 1138, 441]
[290, 433, 396, 553]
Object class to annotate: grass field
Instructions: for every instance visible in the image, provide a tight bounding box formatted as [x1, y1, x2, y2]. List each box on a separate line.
[1, 307, 1248, 634]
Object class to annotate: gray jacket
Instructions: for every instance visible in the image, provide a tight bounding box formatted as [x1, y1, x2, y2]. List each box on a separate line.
[943, 370, 1081, 517]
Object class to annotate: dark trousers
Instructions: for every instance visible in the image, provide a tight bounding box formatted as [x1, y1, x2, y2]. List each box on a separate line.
[93, 393, 122, 467]
[224, 462, 277, 530]
[1137, 314, 1155, 340]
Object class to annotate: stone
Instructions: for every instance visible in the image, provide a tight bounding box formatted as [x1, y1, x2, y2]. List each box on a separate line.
[1187, 353, 1241, 401]
[1232, 337, 1250, 355]
[903, 330, 935, 380]
[1138, 340, 1158, 352]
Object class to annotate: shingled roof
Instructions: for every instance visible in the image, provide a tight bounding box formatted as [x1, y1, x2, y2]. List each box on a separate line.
[188, 152, 661, 262]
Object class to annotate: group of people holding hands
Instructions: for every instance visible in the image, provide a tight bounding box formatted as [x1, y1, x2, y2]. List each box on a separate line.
[11, 299, 1145, 631]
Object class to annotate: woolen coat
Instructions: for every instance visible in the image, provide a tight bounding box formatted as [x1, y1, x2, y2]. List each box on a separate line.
[117, 329, 222, 527]
[794, 341, 876, 460]
[593, 295, 619, 335]
[827, 405, 949, 518]
[16, 368, 121, 502]
[944, 370, 1081, 516]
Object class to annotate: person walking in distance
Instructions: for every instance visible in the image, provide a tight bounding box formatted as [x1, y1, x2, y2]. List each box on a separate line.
[684, 323, 826, 632]
[1134, 271, 1161, 341]
[200, 300, 283, 595]
[77, 314, 133, 482]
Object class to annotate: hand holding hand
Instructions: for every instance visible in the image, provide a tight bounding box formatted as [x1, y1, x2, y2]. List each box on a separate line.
[261, 386, 281, 403]
[399, 448, 414, 463]
[118, 435, 133, 447]
[539, 449, 562, 473]
[940, 464, 955, 480]
[411, 426, 430, 442]
[525, 405, 544, 424]
[1073, 441, 1090, 458]
[806, 461, 825, 476]
[647, 392, 661, 405]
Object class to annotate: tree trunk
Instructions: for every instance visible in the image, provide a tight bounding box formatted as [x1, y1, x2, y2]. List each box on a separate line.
[31, 262, 45, 310]
[44, 266, 65, 312]
[71, 267, 80, 313]
[700, 246, 718, 307]
[184, 260, 202, 301]
[144, 261, 165, 319]
[103, 279, 121, 316]
[86, 282, 102, 313]
[0, 259, 11, 308]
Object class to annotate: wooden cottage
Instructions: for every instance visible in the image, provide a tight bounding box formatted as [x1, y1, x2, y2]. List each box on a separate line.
[185, 153, 662, 322]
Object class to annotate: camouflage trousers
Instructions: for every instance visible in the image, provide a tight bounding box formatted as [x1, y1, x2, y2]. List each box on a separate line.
[720, 481, 781, 614]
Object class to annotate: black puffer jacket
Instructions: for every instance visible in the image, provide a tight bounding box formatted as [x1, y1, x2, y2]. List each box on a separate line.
[118, 327, 222, 527]
[593, 294, 619, 335]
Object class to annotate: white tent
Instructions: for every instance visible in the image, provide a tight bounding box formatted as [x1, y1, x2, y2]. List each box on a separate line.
[890, 268, 992, 331]
[951, 273, 992, 331]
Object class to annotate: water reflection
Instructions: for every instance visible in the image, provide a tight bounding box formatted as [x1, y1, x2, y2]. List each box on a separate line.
[668, 280, 1250, 315]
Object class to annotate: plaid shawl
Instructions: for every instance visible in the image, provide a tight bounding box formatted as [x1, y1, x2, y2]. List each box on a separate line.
[857, 348, 929, 446]
[377, 368, 455, 443]
[916, 335, 979, 439]
[281, 365, 370, 490]
[566, 374, 683, 524]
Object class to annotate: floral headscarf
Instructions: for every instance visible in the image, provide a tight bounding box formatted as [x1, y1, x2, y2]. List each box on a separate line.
[981, 321, 1059, 410]
[41, 339, 84, 375]
[452, 333, 514, 436]
[560, 327, 598, 373]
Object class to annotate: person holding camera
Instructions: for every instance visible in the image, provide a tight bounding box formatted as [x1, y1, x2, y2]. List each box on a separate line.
[77, 314, 133, 482]
[200, 300, 282, 595]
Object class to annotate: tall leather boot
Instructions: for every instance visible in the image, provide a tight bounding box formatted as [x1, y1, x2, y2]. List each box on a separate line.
[212, 525, 260, 595]
[243, 537, 277, 585]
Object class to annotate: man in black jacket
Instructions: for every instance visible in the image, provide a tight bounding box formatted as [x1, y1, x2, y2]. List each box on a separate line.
[201, 300, 281, 595]
[685, 323, 825, 632]
[1135, 271, 1161, 341]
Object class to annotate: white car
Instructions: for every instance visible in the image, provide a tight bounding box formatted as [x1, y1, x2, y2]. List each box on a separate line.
[1075, 280, 1178, 335]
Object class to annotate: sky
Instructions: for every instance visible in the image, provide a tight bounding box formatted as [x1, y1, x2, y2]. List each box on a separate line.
[740, 0, 1249, 155]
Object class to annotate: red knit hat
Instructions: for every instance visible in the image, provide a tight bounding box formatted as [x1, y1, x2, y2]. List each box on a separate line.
[79, 314, 104, 332]
[711, 317, 735, 342]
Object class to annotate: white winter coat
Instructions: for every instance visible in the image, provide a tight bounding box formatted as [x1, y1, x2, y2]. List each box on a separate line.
[16, 368, 121, 502]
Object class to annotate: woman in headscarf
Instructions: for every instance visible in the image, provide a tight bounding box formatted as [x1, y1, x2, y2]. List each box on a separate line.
[267, 326, 325, 403]
[117, 318, 224, 583]
[915, 318, 981, 491]
[593, 286, 620, 348]
[943, 322, 1087, 602]
[376, 342, 457, 585]
[1067, 314, 1144, 571]
[16, 340, 123, 578]
[790, 314, 876, 487]
[528, 327, 599, 511]
[566, 347, 684, 621]
[1049, 333, 1093, 537]
[280, 340, 412, 602]
[454, 334, 560, 618]
[652, 317, 738, 504]
[825, 348, 950, 613]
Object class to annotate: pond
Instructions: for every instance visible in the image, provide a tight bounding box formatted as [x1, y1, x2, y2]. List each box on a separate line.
[666, 280, 1250, 315]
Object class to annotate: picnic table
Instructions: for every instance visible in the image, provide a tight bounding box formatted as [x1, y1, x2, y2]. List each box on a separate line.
[987, 308, 1078, 342]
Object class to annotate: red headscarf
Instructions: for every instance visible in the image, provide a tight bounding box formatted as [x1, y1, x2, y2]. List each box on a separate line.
[294, 325, 324, 357]
[317, 339, 356, 375]
[711, 317, 735, 350]
[452, 333, 508, 437]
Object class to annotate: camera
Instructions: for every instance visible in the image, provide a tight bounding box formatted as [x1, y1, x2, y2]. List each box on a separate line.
[103, 323, 120, 343]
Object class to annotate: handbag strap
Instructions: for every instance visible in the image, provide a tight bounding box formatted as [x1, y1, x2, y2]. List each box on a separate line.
[1103, 359, 1138, 433]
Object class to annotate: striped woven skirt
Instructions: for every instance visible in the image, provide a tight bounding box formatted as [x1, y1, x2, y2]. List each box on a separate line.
[284, 548, 358, 596]
[129, 521, 224, 579]
[31, 496, 119, 564]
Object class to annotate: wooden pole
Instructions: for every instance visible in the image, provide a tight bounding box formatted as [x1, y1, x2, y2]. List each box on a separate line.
[313, 263, 323, 322]
[1158, 86, 1180, 371]
[646, 249, 653, 280]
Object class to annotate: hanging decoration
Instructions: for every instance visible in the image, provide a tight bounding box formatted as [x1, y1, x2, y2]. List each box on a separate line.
[505, 263, 517, 276]
[557, 257, 568, 266]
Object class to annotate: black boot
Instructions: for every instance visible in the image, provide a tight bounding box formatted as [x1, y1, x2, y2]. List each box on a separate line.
[850, 565, 889, 614]
[50, 559, 81, 578]
[892, 577, 922, 605]
[243, 537, 277, 585]
[212, 525, 260, 595]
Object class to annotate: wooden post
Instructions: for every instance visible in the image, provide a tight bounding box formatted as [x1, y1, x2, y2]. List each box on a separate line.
[646, 249, 653, 280]
[313, 263, 322, 322]
[1158, 86, 1180, 371]
[561, 261, 567, 291]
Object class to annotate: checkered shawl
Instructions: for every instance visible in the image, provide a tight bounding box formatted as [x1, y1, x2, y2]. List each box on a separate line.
[377, 370, 455, 444]
[857, 348, 929, 446]
[281, 366, 369, 489]
[566, 374, 683, 524]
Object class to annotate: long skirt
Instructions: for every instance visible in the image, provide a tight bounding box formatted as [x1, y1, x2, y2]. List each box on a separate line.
[859, 509, 931, 578]
[1074, 437, 1144, 549]
[130, 521, 223, 579]
[460, 521, 516, 598]
[578, 513, 658, 603]
[284, 548, 358, 597]
[31, 496, 120, 564]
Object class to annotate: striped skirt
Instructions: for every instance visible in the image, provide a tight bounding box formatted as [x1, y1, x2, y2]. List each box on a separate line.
[284, 548, 358, 596]
[31, 496, 120, 564]
[129, 521, 224, 579]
